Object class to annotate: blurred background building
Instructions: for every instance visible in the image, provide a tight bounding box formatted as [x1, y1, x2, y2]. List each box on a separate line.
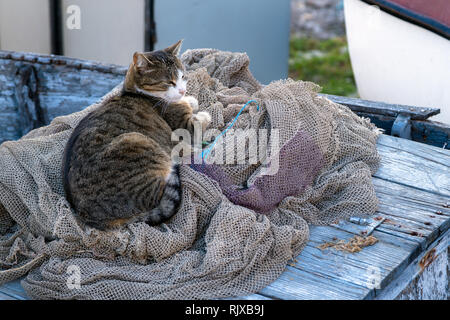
[0, 0, 290, 84]
[291, 0, 345, 39]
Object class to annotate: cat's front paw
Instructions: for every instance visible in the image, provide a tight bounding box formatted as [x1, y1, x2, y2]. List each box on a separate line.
[182, 96, 199, 112]
[193, 111, 211, 130]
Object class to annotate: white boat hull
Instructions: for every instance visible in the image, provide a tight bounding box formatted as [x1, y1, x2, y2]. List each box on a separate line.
[344, 0, 450, 124]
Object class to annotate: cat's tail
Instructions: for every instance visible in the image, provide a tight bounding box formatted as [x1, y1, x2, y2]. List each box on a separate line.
[146, 164, 182, 225]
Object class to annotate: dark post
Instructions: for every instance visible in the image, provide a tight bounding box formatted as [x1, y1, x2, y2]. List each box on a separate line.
[49, 0, 64, 55]
[144, 0, 157, 51]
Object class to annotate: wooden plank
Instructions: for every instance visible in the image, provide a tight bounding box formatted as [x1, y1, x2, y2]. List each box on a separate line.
[374, 138, 450, 197]
[226, 293, 272, 300]
[259, 263, 369, 300]
[372, 177, 450, 217]
[328, 176, 450, 251]
[0, 280, 27, 300]
[14, 65, 48, 137]
[34, 64, 122, 121]
[252, 223, 420, 300]
[292, 243, 378, 294]
[331, 214, 426, 249]
[373, 184, 450, 248]
[377, 134, 450, 167]
[0, 289, 26, 300]
[0, 59, 24, 143]
[0, 50, 127, 75]
[375, 230, 449, 299]
[310, 227, 417, 288]
[0, 52, 124, 144]
[375, 214, 434, 249]
[354, 113, 450, 150]
[322, 94, 440, 120]
[0, 292, 17, 300]
[1, 278, 26, 295]
[377, 193, 449, 231]
[395, 249, 448, 299]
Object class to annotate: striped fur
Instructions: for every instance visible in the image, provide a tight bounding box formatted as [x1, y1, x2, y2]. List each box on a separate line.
[62, 42, 210, 230]
[146, 164, 181, 225]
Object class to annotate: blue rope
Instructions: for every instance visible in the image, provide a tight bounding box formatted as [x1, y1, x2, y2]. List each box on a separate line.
[202, 100, 260, 160]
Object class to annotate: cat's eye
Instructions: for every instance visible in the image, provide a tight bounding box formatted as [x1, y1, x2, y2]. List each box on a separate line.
[169, 81, 176, 86]
[182, 74, 187, 80]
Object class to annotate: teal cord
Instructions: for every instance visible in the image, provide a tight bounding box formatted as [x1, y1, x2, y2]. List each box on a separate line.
[202, 100, 260, 160]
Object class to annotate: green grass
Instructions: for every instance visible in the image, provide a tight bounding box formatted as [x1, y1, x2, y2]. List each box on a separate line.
[289, 36, 358, 97]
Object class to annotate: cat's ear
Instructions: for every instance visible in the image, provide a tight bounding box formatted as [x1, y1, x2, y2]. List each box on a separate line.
[164, 39, 183, 56]
[133, 52, 153, 71]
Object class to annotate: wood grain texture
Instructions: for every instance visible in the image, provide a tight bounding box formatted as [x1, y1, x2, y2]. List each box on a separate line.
[342, 112, 450, 150]
[374, 137, 450, 197]
[377, 134, 450, 166]
[0, 279, 27, 300]
[411, 120, 450, 149]
[0, 292, 17, 300]
[376, 230, 449, 300]
[0, 52, 124, 144]
[322, 94, 440, 120]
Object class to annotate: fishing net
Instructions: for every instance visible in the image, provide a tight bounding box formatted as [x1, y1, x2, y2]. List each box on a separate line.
[0, 49, 381, 299]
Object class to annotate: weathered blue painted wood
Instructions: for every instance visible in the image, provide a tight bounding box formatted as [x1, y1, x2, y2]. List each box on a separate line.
[374, 138, 450, 197]
[0, 292, 16, 300]
[375, 230, 449, 299]
[0, 51, 125, 144]
[299, 227, 417, 297]
[377, 135, 450, 167]
[226, 293, 272, 300]
[0, 279, 27, 300]
[321, 94, 440, 120]
[259, 263, 369, 300]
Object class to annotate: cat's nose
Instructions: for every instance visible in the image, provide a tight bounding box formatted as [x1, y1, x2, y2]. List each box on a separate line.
[179, 89, 186, 95]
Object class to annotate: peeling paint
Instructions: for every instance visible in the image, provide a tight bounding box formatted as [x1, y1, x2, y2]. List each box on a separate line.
[419, 248, 436, 271]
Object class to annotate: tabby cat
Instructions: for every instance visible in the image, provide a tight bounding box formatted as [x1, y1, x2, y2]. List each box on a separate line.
[62, 40, 211, 230]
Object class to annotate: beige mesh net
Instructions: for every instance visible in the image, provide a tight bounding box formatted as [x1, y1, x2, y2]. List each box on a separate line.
[0, 49, 380, 299]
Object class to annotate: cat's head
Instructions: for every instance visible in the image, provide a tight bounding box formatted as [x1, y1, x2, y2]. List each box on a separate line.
[124, 40, 187, 102]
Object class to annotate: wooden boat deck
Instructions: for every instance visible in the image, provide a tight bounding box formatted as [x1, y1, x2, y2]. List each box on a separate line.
[0, 50, 448, 299]
[1, 134, 448, 300]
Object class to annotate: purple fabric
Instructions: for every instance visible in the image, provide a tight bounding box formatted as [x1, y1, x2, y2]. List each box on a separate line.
[190, 129, 325, 213]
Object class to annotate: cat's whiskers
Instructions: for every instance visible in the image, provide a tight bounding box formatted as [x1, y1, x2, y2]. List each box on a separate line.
[153, 98, 167, 109]
[150, 98, 170, 116]
[161, 100, 170, 115]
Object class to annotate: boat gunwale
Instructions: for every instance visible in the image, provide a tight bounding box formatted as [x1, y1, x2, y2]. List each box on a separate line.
[0, 49, 448, 149]
[0, 50, 128, 75]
